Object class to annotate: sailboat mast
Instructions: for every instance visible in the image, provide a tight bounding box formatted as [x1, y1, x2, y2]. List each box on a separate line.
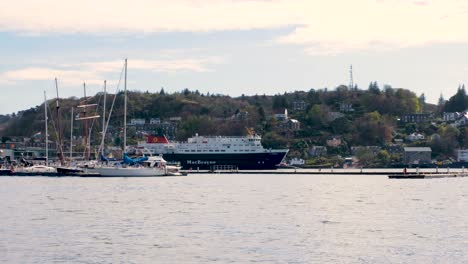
[123, 59, 127, 157]
[55, 78, 64, 165]
[44, 91, 49, 166]
[100, 80, 107, 156]
[83, 82, 90, 160]
[70, 107, 74, 160]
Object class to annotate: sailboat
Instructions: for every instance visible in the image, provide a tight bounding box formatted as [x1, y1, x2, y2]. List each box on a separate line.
[90, 59, 176, 177]
[17, 91, 57, 174]
[53, 79, 88, 175]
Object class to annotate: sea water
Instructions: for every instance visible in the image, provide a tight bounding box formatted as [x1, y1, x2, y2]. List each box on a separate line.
[1, 174, 467, 263]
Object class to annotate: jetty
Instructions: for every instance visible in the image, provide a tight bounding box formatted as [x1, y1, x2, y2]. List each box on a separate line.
[182, 167, 468, 179]
[388, 173, 468, 179]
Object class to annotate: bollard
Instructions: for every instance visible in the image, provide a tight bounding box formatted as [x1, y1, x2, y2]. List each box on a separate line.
[416, 167, 420, 175]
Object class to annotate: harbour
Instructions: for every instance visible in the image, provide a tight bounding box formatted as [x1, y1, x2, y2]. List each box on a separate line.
[1, 173, 468, 263]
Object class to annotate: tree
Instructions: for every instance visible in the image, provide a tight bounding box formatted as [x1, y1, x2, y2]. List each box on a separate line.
[305, 104, 327, 127]
[419, 93, 426, 112]
[444, 85, 467, 112]
[368, 81, 380, 94]
[356, 147, 375, 167]
[272, 94, 288, 109]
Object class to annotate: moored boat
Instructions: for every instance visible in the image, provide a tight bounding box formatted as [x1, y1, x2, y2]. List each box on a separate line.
[89, 155, 178, 177]
[88, 59, 182, 177]
[138, 134, 288, 170]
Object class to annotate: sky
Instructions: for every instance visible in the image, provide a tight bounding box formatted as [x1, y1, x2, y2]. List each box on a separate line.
[1, 0, 468, 114]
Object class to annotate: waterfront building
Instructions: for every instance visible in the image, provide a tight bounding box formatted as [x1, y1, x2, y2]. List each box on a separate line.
[403, 147, 432, 165]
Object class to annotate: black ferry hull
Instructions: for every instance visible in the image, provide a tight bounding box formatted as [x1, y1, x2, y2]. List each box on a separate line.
[162, 151, 288, 170]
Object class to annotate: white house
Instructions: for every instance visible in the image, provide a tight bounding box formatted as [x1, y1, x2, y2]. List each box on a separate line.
[406, 132, 425, 142]
[129, 118, 145, 125]
[292, 100, 307, 111]
[274, 109, 288, 121]
[149, 118, 161, 125]
[443, 112, 461, 122]
[454, 113, 468, 127]
[457, 149, 468, 162]
[289, 158, 305, 166]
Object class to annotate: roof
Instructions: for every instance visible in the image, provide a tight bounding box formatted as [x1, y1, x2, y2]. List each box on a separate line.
[404, 147, 432, 152]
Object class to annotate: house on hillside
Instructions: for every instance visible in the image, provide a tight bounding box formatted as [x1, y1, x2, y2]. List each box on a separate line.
[149, 118, 161, 125]
[326, 137, 342, 147]
[274, 109, 288, 121]
[129, 118, 145, 125]
[292, 100, 307, 111]
[454, 113, 468, 127]
[339, 102, 354, 112]
[278, 119, 300, 131]
[406, 132, 425, 142]
[443, 112, 461, 122]
[309, 146, 327, 157]
[457, 149, 468, 162]
[401, 113, 431, 123]
[231, 111, 249, 121]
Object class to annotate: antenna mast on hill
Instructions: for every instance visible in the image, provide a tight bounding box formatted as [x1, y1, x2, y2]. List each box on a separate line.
[349, 65, 354, 89]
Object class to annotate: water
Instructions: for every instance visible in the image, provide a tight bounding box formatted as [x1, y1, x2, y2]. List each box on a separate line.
[1, 174, 468, 263]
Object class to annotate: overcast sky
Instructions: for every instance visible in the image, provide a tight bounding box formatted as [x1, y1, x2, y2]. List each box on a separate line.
[2, 0, 468, 114]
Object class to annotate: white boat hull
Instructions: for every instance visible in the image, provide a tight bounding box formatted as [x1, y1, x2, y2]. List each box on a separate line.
[21, 165, 57, 173]
[90, 166, 167, 177]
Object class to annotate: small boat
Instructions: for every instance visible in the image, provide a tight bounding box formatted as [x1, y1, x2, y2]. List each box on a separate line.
[21, 165, 57, 173]
[12, 165, 59, 176]
[89, 156, 177, 177]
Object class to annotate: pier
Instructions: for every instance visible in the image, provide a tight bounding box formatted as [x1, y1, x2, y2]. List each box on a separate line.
[184, 167, 468, 176]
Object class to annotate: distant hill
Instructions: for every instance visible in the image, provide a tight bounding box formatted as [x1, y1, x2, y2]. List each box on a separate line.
[0, 84, 445, 161]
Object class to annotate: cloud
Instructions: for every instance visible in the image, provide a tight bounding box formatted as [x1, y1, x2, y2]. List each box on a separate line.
[1, 0, 468, 54]
[277, 0, 468, 54]
[0, 67, 102, 85]
[0, 58, 223, 85]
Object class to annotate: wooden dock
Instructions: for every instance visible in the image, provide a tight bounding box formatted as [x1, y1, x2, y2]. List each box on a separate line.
[388, 173, 468, 179]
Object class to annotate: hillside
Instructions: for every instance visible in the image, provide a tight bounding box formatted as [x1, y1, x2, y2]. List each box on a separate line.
[2, 83, 464, 166]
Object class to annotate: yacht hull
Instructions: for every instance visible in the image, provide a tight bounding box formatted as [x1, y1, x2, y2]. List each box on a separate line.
[90, 166, 167, 177]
